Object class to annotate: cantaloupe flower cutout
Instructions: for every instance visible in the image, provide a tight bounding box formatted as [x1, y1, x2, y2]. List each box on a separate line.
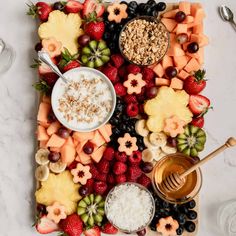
[46, 202, 67, 223]
[71, 163, 92, 185]
[164, 115, 185, 137]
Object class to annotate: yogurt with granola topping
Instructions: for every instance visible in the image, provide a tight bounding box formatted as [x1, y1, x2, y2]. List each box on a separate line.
[51, 68, 116, 132]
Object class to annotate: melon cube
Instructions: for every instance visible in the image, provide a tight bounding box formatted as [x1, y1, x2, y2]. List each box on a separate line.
[98, 125, 111, 143]
[184, 58, 201, 73]
[37, 125, 49, 141]
[90, 130, 106, 147]
[161, 18, 177, 32]
[46, 134, 66, 148]
[162, 9, 179, 18]
[73, 138, 79, 147]
[38, 121, 50, 128]
[72, 131, 95, 142]
[61, 145, 76, 165]
[197, 48, 204, 65]
[76, 140, 87, 154]
[155, 78, 171, 87]
[161, 55, 174, 69]
[64, 136, 74, 147]
[153, 63, 165, 77]
[37, 102, 51, 123]
[42, 95, 51, 104]
[167, 46, 185, 57]
[179, 1, 191, 15]
[170, 77, 184, 90]
[183, 16, 194, 24]
[193, 24, 203, 34]
[78, 151, 92, 165]
[178, 70, 190, 80]
[173, 55, 190, 70]
[191, 3, 203, 16]
[50, 147, 61, 152]
[46, 121, 61, 136]
[104, 124, 112, 137]
[39, 141, 48, 148]
[193, 8, 205, 24]
[190, 34, 209, 47]
[176, 24, 188, 35]
[91, 145, 106, 163]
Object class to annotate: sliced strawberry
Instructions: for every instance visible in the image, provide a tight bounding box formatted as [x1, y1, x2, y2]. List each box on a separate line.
[36, 215, 59, 234]
[189, 95, 211, 115]
[84, 226, 101, 236]
[102, 222, 118, 234]
[38, 58, 57, 75]
[65, 0, 83, 13]
[63, 61, 80, 72]
[191, 116, 204, 128]
[83, 0, 105, 17]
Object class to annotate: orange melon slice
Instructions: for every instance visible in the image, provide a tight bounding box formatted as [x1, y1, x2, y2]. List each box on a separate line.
[38, 121, 51, 128]
[161, 55, 174, 69]
[191, 3, 202, 16]
[61, 145, 76, 165]
[42, 95, 51, 104]
[37, 102, 51, 123]
[104, 124, 112, 137]
[64, 136, 74, 147]
[167, 46, 185, 57]
[50, 147, 61, 152]
[76, 140, 88, 154]
[173, 55, 190, 70]
[73, 138, 79, 147]
[184, 58, 201, 73]
[179, 1, 191, 15]
[178, 70, 190, 80]
[90, 130, 106, 147]
[155, 78, 171, 87]
[193, 24, 203, 34]
[72, 131, 95, 142]
[39, 140, 48, 148]
[162, 9, 179, 18]
[153, 63, 165, 78]
[170, 77, 184, 90]
[46, 134, 66, 148]
[78, 151, 92, 165]
[46, 121, 61, 136]
[161, 18, 177, 32]
[98, 125, 111, 143]
[91, 145, 106, 163]
[176, 24, 188, 35]
[183, 16, 194, 24]
[37, 125, 49, 141]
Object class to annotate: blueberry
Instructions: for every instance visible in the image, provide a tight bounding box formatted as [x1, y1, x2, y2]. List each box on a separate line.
[122, 114, 130, 121]
[156, 2, 166, 11]
[115, 103, 124, 113]
[112, 127, 121, 136]
[162, 201, 170, 209]
[178, 216, 186, 226]
[138, 145, 145, 151]
[103, 11, 109, 20]
[147, 0, 156, 7]
[143, 5, 152, 15]
[187, 210, 197, 220]
[186, 200, 196, 209]
[176, 226, 184, 235]
[127, 8, 137, 17]
[151, 6, 158, 17]
[150, 220, 157, 231]
[53, 2, 65, 11]
[120, 123, 127, 131]
[138, 3, 146, 13]
[108, 22, 116, 31]
[109, 117, 120, 126]
[120, 1, 128, 5]
[128, 1, 138, 10]
[179, 205, 189, 214]
[103, 32, 110, 40]
[184, 221, 196, 233]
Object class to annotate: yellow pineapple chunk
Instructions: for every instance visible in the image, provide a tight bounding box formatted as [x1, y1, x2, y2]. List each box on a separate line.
[35, 171, 81, 215]
[144, 86, 193, 132]
[38, 10, 83, 55]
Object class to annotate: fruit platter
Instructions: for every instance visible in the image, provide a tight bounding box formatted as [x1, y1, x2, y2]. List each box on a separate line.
[28, 0, 210, 235]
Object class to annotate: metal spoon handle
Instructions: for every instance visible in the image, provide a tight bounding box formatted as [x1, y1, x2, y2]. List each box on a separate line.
[230, 20, 236, 31]
[38, 51, 68, 83]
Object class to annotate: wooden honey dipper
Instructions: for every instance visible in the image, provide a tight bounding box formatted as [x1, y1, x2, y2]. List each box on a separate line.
[161, 137, 236, 193]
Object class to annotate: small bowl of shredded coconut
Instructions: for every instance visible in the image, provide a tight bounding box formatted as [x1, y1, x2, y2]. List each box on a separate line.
[105, 182, 155, 233]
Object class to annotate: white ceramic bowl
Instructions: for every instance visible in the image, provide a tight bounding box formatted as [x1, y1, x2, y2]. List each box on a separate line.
[51, 67, 116, 132]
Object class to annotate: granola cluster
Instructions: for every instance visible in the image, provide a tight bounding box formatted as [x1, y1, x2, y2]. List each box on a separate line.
[58, 75, 112, 125]
[120, 19, 169, 65]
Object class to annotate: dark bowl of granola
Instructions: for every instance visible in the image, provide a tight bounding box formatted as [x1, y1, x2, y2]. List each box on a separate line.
[119, 16, 170, 66]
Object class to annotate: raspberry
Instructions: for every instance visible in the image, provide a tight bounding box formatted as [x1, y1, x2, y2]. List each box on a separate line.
[146, 80, 156, 88]
[89, 164, 99, 178]
[94, 181, 107, 195]
[114, 83, 127, 96]
[96, 173, 107, 182]
[126, 103, 139, 117]
[67, 161, 78, 171]
[96, 160, 110, 174]
[139, 103, 144, 115]
[124, 95, 137, 104]
[115, 174, 127, 184]
[118, 65, 127, 79]
[113, 161, 127, 175]
[137, 174, 151, 188]
[142, 67, 155, 82]
[128, 151, 142, 165]
[85, 178, 94, 194]
[102, 65, 118, 84]
[111, 54, 125, 68]
[114, 151, 127, 162]
[127, 166, 142, 180]
[103, 146, 115, 161]
[126, 64, 141, 75]
[107, 174, 115, 185]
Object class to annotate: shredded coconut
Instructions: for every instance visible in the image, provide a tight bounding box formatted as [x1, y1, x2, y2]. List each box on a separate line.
[106, 184, 154, 232]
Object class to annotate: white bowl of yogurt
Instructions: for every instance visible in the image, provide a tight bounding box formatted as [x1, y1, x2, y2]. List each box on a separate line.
[51, 67, 116, 132]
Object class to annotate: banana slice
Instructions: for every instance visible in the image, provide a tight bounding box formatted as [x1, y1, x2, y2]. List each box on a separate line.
[49, 160, 67, 174]
[149, 132, 167, 147]
[35, 165, 49, 182]
[153, 148, 166, 161]
[144, 136, 157, 149]
[135, 120, 149, 137]
[142, 149, 155, 162]
[35, 148, 50, 165]
[161, 145, 177, 154]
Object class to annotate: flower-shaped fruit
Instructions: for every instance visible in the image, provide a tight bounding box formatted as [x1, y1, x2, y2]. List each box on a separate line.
[35, 171, 81, 215]
[118, 133, 138, 156]
[71, 163, 92, 185]
[107, 3, 128, 23]
[156, 216, 179, 236]
[42, 37, 62, 58]
[144, 86, 193, 132]
[123, 73, 146, 94]
[38, 10, 83, 54]
[163, 115, 185, 137]
[46, 202, 67, 223]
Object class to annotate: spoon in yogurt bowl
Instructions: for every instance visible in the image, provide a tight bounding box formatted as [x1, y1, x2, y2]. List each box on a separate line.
[38, 50, 68, 83]
[219, 5, 236, 31]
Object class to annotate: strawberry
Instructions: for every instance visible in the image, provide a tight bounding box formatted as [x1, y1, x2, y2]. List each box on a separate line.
[31, 58, 57, 75]
[142, 67, 155, 82]
[36, 215, 59, 234]
[84, 14, 105, 40]
[97, 159, 110, 174]
[137, 174, 151, 188]
[113, 162, 127, 175]
[126, 64, 141, 75]
[118, 65, 127, 78]
[114, 151, 127, 162]
[83, 0, 105, 17]
[94, 181, 107, 195]
[126, 103, 139, 117]
[124, 95, 137, 104]
[59, 214, 83, 236]
[127, 166, 142, 180]
[85, 178, 94, 193]
[27, 2, 52, 22]
[183, 69, 206, 95]
[111, 54, 125, 68]
[84, 226, 101, 236]
[115, 174, 127, 184]
[102, 66, 118, 84]
[114, 83, 127, 96]
[128, 151, 142, 165]
[189, 94, 211, 115]
[102, 222, 118, 234]
[68, 161, 79, 171]
[63, 61, 80, 72]
[65, 0, 83, 13]
[41, 73, 58, 87]
[107, 174, 115, 185]
[103, 146, 115, 161]
[191, 116, 204, 128]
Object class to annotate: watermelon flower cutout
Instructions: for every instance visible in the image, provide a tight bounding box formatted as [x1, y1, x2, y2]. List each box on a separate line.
[71, 163, 92, 185]
[46, 202, 67, 223]
[117, 133, 138, 156]
[123, 73, 146, 94]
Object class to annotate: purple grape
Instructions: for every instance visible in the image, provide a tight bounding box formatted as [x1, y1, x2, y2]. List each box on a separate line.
[58, 127, 70, 139]
[83, 142, 94, 154]
[175, 11, 186, 23]
[48, 152, 60, 163]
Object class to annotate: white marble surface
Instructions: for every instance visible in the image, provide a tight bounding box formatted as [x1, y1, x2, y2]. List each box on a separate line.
[0, 0, 236, 235]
